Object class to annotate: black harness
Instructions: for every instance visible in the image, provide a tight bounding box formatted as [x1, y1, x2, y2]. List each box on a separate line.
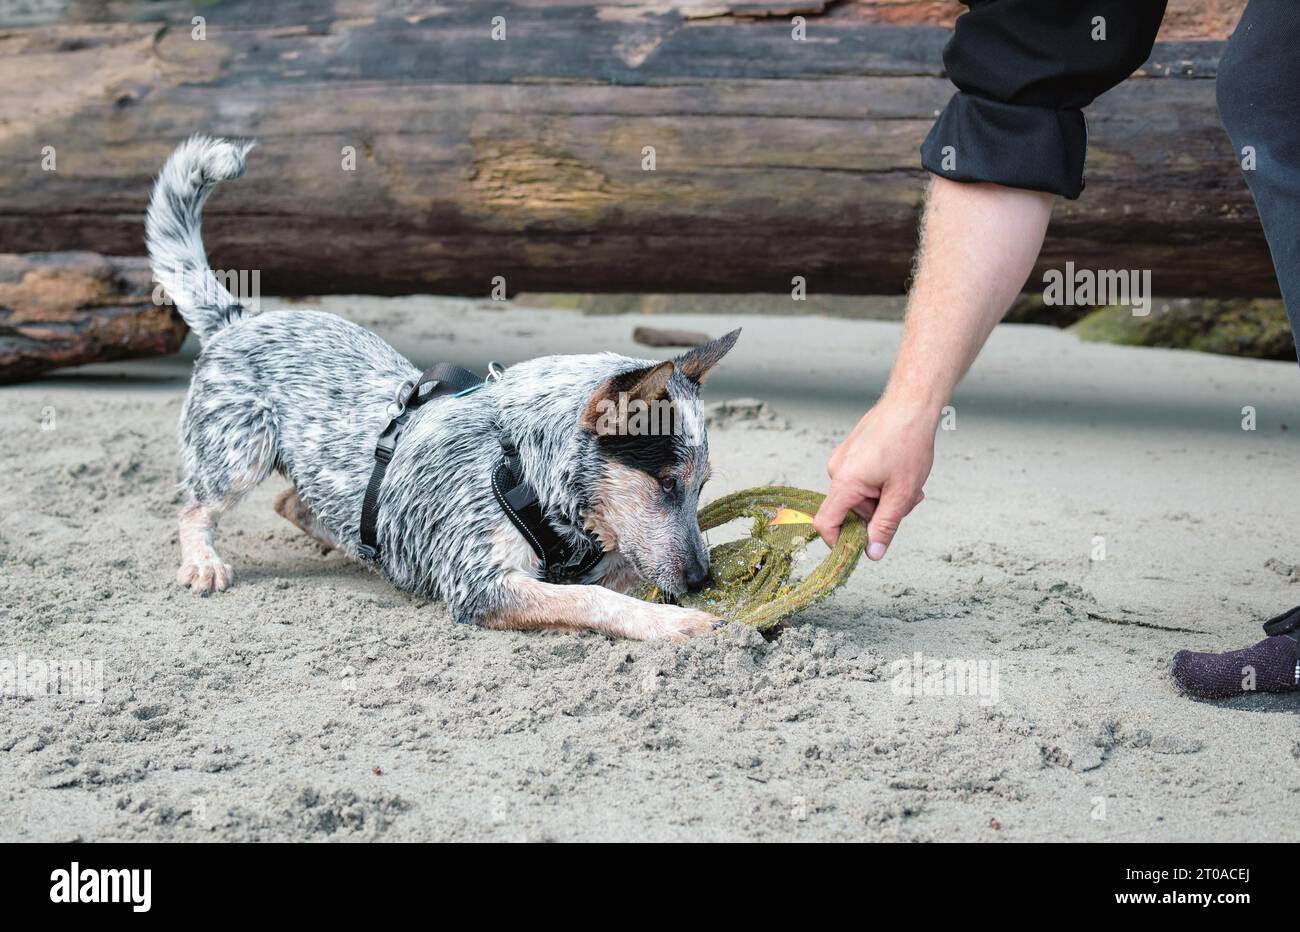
[357, 362, 605, 582]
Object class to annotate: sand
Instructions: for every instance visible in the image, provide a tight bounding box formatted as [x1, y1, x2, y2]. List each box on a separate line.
[2, 296, 1298, 842]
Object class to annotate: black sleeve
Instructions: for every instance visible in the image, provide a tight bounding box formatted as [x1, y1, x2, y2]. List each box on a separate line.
[920, 0, 1167, 199]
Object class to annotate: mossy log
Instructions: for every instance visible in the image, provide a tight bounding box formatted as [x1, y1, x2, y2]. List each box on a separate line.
[0, 0, 1275, 298]
[1072, 299, 1296, 361]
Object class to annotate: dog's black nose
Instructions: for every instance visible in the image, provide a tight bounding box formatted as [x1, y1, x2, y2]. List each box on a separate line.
[684, 555, 710, 591]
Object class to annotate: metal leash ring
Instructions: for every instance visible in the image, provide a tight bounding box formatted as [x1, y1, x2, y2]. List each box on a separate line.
[386, 379, 415, 420]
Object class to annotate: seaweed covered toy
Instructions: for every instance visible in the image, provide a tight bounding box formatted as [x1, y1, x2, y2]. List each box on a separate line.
[638, 486, 868, 630]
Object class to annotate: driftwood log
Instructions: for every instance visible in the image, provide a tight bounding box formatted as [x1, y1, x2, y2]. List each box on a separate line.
[0, 0, 1271, 298]
[632, 326, 711, 348]
[0, 253, 186, 384]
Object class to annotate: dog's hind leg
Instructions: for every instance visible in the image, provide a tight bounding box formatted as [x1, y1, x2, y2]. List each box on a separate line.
[175, 373, 279, 595]
[273, 486, 339, 551]
[480, 575, 719, 641]
[177, 503, 234, 594]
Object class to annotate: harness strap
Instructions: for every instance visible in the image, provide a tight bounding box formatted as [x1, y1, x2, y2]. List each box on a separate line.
[409, 362, 484, 410]
[492, 441, 605, 583]
[358, 363, 484, 561]
[357, 419, 401, 560]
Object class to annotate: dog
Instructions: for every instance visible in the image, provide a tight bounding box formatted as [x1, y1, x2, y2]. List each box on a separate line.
[146, 136, 740, 640]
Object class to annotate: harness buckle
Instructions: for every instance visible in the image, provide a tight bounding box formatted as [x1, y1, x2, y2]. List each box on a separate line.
[374, 426, 399, 463]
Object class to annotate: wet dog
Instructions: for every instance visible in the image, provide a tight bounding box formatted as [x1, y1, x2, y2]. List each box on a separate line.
[147, 136, 739, 640]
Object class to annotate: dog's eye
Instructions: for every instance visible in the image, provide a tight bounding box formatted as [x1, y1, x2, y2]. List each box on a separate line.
[659, 476, 679, 495]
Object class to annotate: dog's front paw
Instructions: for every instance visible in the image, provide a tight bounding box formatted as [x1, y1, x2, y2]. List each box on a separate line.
[177, 555, 235, 595]
[648, 605, 719, 642]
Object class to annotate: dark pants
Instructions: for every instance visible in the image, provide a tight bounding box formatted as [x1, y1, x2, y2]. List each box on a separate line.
[1217, 0, 1300, 362]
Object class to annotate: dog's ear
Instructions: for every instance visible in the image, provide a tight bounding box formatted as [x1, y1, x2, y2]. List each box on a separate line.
[582, 361, 675, 434]
[675, 328, 741, 385]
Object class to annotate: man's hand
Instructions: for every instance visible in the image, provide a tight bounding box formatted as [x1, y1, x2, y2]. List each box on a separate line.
[814, 402, 936, 559]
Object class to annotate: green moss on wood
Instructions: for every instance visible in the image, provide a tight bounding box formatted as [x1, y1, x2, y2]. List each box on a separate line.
[1073, 299, 1294, 361]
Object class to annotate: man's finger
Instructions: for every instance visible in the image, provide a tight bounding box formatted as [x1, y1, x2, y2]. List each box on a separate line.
[814, 482, 872, 548]
[865, 485, 918, 561]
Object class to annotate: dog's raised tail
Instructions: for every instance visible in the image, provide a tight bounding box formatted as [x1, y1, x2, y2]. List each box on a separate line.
[145, 135, 255, 345]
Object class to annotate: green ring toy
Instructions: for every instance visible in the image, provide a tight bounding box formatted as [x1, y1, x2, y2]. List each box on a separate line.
[638, 485, 868, 630]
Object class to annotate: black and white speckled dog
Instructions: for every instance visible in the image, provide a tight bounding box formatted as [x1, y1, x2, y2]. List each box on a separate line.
[147, 136, 739, 640]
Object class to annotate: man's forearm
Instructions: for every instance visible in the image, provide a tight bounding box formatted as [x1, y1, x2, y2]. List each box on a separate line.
[882, 177, 1056, 416]
[814, 177, 1057, 554]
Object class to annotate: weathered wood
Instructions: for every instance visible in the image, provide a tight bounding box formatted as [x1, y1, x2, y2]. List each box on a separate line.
[0, 253, 186, 383]
[0, 0, 1274, 298]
